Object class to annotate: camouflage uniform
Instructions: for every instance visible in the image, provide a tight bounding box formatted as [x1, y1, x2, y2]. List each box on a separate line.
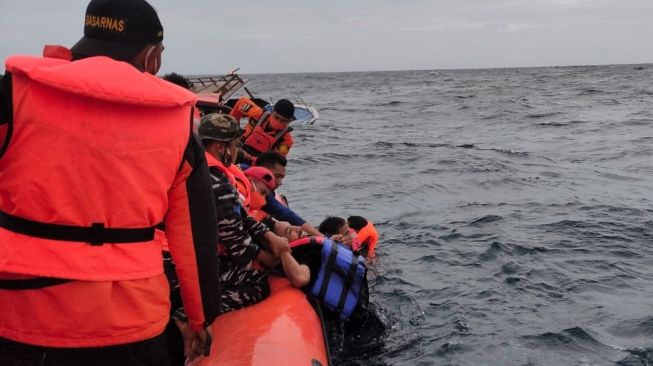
[209, 165, 271, 313]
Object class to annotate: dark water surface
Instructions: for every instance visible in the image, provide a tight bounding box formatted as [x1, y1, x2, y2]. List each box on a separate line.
[244, 64, 653, 365]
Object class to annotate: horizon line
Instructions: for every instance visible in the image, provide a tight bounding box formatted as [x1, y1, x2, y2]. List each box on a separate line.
[197, 61, 653, 77]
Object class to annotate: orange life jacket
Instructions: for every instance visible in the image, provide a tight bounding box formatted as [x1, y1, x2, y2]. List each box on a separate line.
[0, 55, 196, 282]
[241, 112, 290, 157]
[246, 191, 286, 222]
[230, 96, 264, 121]
[228, 164, 252, 212]
[205, 153, 253, 212]
[248, 209, 268, 222]
[246, 181, 269, 222]
[206, 152, 236, 183]
[355, 221, 379, 257]
[248, 191, 288, 222]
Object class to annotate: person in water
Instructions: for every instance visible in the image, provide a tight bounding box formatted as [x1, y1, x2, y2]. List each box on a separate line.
[347, 216, 379, 257]
[230, 97, 295, 164]
[196, 113, 290, 314]
[253, 152, 322, 236]
[0, 0, 218, 364]
[319, 216, 379, 257]
[319, 216, 357, 248]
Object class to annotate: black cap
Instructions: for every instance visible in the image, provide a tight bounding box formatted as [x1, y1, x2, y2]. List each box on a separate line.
[273, 99, 295, 120]
[71, 0, 163, 61]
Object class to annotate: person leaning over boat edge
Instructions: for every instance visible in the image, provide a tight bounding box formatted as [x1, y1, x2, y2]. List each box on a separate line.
[196, 113, 290, 314]
[230, 97, 295, 164]
[276, 236, 387, 347]
[253, 151, 322, 236]
[0, 0, 218, 365]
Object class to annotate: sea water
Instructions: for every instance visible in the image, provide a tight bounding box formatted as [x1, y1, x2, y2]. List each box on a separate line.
[242, 64, 653, 365]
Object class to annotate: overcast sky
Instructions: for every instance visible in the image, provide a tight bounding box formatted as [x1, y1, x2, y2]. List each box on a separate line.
[1, 0, 652, 74]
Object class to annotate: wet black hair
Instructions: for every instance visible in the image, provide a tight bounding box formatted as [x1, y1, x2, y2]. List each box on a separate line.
[319, 216, 346, 237]
[254, 151, 287, 168]
[162, 72, 191, 90]
[347, 216, 368, 232]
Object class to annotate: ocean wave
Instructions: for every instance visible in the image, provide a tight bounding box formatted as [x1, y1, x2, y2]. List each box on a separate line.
[373, 100, 404, 106]
[525, 111, 565, 119]
[520, 327, 605, 351]
[469, 214, 503, 226]
[535, 119, 589, 127]
[577, 88, 604, 95]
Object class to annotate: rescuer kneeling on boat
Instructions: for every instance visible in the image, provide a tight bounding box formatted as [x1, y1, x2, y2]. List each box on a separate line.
[230, 97, 296, 164]
[0, 0, 219, 365]
[195, 113, 291, 314]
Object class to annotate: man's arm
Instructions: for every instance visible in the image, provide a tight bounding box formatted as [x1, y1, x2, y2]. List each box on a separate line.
[241, 208, 270, 242]
[165, 134, 219, 333]
[279, 251, 310, 287]
[300, 222, 321, 236]
[263, 192, 305, 226]
[262, 193, 321, 236]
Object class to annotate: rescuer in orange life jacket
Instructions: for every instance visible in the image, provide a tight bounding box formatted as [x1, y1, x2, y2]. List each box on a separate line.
[0, 0, 219, 365]
[230, 97, 296, 164]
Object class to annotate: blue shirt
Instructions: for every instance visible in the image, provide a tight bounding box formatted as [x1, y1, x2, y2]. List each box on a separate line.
[262, 192, 306, 226]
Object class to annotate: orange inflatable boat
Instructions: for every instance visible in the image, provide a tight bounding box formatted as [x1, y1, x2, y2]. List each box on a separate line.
[197, 276, 330, 366]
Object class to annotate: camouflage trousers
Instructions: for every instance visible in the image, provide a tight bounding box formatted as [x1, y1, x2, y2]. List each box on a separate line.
[218, 258, 270, 314]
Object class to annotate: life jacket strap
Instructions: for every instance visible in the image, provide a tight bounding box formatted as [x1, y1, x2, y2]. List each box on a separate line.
[0, 72, 14, 160]
[0, 277, 71, 290]
[335, 254, 359, 314]
[0, 210, 156, 246]
[317, 242, 339, 301]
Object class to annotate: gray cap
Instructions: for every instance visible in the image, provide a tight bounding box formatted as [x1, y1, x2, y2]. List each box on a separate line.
[198, 113, 243, 142]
